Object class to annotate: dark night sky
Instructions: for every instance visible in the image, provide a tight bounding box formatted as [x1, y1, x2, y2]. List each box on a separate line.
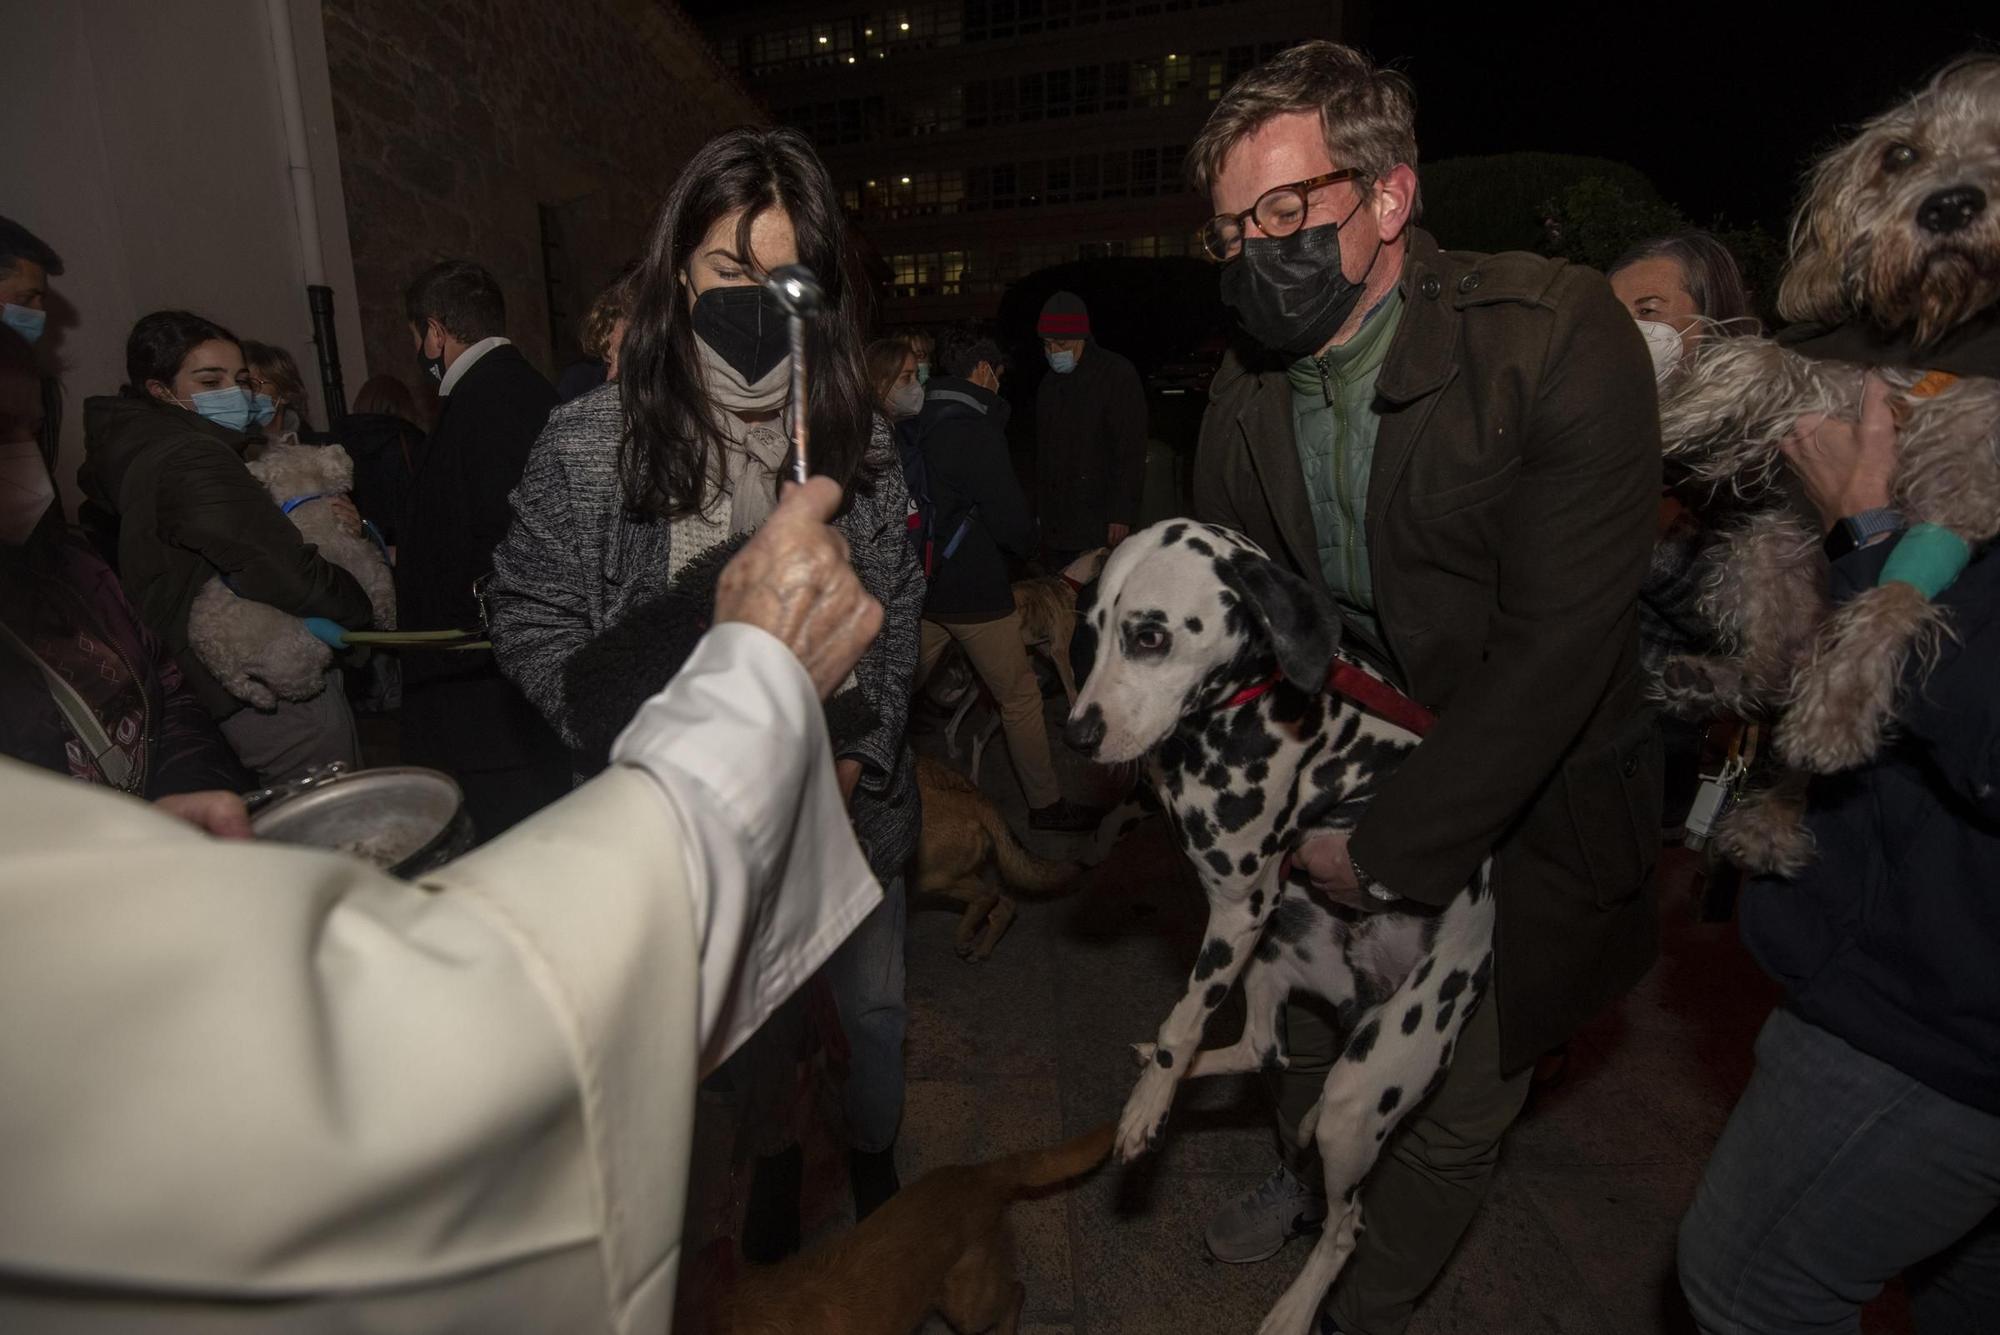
[1318, 1, 1994, 231]
[699, 1, 1998, 233]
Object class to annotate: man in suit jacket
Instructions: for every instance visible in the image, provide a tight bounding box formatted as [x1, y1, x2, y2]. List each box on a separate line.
[398, 260, 568, 838]
[1185, 43, 1663, 1333]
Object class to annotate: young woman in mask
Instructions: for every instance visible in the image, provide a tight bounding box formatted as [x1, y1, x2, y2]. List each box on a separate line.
[77, 310, 374, 783]
[488, 126, 925, 1253]
[867, 335, 926, 423]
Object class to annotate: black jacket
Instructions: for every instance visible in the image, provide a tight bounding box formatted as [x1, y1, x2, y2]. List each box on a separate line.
[1742, 540, 2000, 1115]
[78, 394, 373, 720]
[1196, 232, 1663, 1070]
[913, 377, 1036, 621]
[1034, 341, 1148, 550]
[397, 343, 565, 777]
[335, 411, 422, 546]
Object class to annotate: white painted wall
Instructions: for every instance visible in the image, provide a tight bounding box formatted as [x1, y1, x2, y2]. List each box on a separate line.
[0, 0, 366, 514]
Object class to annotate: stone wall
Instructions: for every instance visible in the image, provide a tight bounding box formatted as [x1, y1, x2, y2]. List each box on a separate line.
[323, 0, 761, 396]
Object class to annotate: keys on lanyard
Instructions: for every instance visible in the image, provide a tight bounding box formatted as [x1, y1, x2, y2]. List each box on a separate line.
[1685, 723, 1757, 851]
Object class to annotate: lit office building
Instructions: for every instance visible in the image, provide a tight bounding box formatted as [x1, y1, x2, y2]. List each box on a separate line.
[701, 0, 1345, 324]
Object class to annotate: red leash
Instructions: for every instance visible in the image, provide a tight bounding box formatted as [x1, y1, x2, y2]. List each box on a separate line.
[1224, 658, 1436, 737]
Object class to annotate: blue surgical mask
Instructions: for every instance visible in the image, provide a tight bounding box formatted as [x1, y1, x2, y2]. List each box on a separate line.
[1046, 349, 1077, 375]
[252, 392, 278, 428]
[182, 386, 257, 432]
[1, 303, 46, 345]
[915, 361, 930, 385]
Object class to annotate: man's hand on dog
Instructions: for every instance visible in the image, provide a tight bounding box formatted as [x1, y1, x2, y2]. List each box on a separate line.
[1781, 372, 1899, 532]
[716, 476, 883, 700]
[1294, 832, 1395, 913]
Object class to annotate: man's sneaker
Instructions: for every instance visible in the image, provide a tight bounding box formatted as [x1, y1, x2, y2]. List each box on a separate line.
[1204, 1164, 1327, 1264]
[1029, 798, 1102, 833]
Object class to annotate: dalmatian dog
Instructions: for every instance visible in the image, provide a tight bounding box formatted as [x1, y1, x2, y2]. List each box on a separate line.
[1064, 520, 1495, 1335]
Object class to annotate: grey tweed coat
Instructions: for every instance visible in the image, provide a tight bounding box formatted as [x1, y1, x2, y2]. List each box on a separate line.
[487, 384, 924, 879]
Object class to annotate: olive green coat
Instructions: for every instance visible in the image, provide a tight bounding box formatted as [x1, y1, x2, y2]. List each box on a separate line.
[1195, 230, 1664, 1071]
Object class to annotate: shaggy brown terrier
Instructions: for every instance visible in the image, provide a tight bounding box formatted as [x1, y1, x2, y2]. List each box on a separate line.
[718, 1122, 1113, 1335]
[1656, 55, 2000, 872]
[914, 755, 1081, 960]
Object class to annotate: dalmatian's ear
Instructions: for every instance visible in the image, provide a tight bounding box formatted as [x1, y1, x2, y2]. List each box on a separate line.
[1218, 554, 1342, 688]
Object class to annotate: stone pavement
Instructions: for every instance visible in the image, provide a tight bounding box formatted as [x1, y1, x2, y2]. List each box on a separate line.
[889, 690, 1915, 1335]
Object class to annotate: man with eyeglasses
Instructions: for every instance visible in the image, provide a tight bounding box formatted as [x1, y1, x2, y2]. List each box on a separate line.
[1184, 42, 1662, 1334]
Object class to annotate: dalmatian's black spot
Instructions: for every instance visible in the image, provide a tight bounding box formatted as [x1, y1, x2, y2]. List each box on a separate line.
[1248, 889, 1264, 916]
[1378, 1086, 1403, 1115]
[1215, 787, 1266, 831]
[1193, 937, 1234, 980]
[1185, 535, 1216, 557]
[1219, 708, 1283, 765]
[1346, 1018, 1381, 1063]
[1204, 763, 1230, 789]
[1266, 896, 1316, 943]
[1184, 615, 1205, 633]
[1244, 760, 1269, 785]
[1437, 968, 1470, 1004]
[1203, 982, 1227, 1009]
[1434, 998, 1457, 1032]
[1161, 522, 1189, 545]
[1239, 853, 1260, 876]
[1205, 849, 1233, 878]
[1411, 957, 1435, 987]
[1254, 935, 1282, 962]
[1401, 1004, 1424, 1034]
[1180, 807, 1215, 851]
[1155, 1048, 1174, 1069]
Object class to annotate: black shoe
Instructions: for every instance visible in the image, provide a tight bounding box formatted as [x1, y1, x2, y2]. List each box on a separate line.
[740, 1145, 803, 1264]
[849, 1146, 901, 1221]
[1029, 799, 1102, 833]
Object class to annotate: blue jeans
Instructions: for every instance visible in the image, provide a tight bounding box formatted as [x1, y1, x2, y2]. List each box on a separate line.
[1680, 1007, 2000, 1334]
[823, 877, 908, 1155]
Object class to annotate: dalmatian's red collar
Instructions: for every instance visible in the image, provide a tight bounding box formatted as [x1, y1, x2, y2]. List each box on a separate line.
[1224, 658, 1437, 738]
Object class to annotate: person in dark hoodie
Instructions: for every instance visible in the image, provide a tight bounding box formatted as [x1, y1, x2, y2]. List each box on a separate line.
[1033, 290, 1147, 568]
[1679, 372, 2000, 1333]
[912, 322, 1097, 832]
[78, 311, 373, 784]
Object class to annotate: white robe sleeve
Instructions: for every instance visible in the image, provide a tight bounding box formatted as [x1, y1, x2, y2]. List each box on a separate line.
[608, 622, 882, 1074]
[0, 621, 880, 1334]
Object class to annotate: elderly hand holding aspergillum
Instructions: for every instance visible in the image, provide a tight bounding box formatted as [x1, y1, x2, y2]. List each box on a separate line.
[715, 475, 883, 699]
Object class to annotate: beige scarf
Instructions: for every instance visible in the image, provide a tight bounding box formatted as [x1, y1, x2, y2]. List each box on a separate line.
[668, 340, 794, 581]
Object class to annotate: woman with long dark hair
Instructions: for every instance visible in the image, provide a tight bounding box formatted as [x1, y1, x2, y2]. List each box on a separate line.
[488, 126, 924, 1250]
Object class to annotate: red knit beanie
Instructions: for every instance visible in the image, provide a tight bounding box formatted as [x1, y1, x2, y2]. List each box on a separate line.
[1037, 291, 1090, 339]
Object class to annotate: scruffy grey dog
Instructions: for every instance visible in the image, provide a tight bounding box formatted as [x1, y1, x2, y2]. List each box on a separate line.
[187, 443, 396, 709]
[1657, 55, 2000, 873]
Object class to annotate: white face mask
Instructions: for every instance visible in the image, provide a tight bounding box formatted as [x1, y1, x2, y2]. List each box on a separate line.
[888, 381, 925, 419]
[1636, 319, 1684, 380]
[0, 438, 56, 545]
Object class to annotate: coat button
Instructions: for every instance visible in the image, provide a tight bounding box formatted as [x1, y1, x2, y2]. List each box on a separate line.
[1420, 275, 1442, 299]
[1622, 756, 1639, 778]
[1458, 272, 1483, 293]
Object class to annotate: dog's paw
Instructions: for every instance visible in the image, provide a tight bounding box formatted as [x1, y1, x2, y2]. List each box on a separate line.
[1115, 1067, 1176, 1162]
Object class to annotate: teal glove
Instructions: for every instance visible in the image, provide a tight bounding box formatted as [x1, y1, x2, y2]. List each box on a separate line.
[303, 617, 349, 649]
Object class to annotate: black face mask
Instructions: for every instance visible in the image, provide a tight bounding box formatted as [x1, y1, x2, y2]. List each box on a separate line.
[1220, 220, 1371, 361]
[691, 284, 791, 384]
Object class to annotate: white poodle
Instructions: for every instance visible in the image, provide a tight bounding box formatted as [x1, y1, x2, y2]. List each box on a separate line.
[187, 443, 396, 709]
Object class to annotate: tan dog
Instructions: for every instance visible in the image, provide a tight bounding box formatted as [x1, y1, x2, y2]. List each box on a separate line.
[1012, 547, 1109, 705]
[915, 755, 1081, 960]
[185, 442, 395, 708]
[719, 1123, 1113, 1335]
[1656, 56, 2000, 872]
